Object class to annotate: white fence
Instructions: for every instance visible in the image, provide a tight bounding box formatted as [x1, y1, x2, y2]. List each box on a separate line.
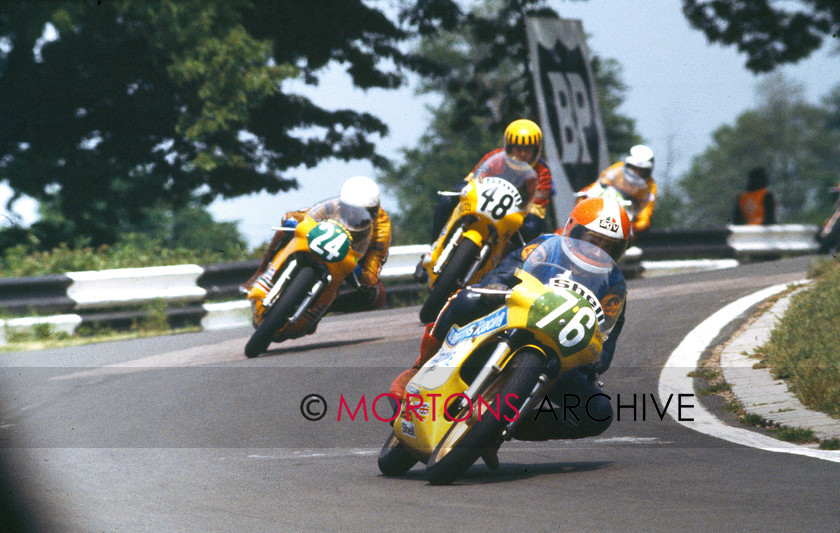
[0, 224, 822, 344]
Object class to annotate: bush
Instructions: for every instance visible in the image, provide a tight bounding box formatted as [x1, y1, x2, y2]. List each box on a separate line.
[760, 258, 840, 417]
[0, 234, 241, 278]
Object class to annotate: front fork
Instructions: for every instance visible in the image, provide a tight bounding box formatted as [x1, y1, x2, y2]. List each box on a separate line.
[452, 333, 558, 431]
[261, 258, 329, 326]
[433, 226, 464, 276]
[461, 243, 492, 287]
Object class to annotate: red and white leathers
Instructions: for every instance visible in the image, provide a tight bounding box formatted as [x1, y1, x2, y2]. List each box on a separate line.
[581, 161, 657, 234]
[472, 147, 553, 220]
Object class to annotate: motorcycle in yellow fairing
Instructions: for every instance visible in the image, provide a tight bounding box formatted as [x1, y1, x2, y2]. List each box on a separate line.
[379, 237, 625, 485]
[418, 152, 538, 323]
[244, 208, 370, 357]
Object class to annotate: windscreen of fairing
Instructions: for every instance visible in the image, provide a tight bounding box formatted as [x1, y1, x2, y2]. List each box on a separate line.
[521, 236, 626, 334]
[472, 152, 538, 211]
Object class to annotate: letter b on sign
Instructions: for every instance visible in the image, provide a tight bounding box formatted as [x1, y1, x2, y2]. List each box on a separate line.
[547, 72, 593, 165]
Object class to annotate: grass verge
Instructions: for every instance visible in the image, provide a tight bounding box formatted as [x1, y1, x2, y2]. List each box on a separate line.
[757, 257, 840, 418]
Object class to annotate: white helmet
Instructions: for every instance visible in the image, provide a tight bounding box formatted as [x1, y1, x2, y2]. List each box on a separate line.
[340, 176, 380, 211]
[625, 145, 654, 173]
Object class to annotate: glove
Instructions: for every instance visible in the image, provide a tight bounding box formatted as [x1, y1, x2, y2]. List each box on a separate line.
[358, 270, 377, 288]
[282, 218, 299, 229]
[580, 363, 600, 383]
[520, 213, 546, 243]
[352, 264, 376, 287]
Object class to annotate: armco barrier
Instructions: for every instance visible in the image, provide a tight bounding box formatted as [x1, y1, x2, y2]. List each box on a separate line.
[66, 265, 207, 309]
[0, 224, 821, 344]
[634, 227, 734, 260]
[197, 260, 261, 300]
[727, 224, 819, 256]
[0, 274, 75, 314]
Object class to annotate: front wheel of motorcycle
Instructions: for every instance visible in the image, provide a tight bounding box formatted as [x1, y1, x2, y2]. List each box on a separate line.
[244, 265, 319, 358]
[425, 348, 544, 485]
[419, 238, 481, 324]
[378, 431, 419, 476]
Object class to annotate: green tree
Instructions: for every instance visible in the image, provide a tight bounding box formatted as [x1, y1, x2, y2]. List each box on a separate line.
[0, 1, 415, 247]
[381, 0, 642, 243]
[682, 0, 840, 73]
[673, 74, 840, 226]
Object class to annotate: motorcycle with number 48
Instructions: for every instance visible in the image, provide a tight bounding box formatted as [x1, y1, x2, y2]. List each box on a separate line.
[379, 236, 625, 485]
[418, 152, 538, 323]
[244, 205, 371, 358]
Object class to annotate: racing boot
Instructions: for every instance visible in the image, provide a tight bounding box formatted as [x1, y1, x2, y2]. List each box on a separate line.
[240, 230, 289, 292]
[389, 323, 442, 401]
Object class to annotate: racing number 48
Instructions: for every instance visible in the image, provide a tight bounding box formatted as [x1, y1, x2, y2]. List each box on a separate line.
[479, 188, 515, 220]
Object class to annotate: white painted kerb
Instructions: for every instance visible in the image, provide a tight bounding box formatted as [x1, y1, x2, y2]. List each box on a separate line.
[658, 280, 840, 463]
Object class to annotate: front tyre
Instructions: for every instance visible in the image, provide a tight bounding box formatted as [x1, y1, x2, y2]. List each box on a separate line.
[419, 238, 481, 323]
[377, 432, 419, 476]
[425, 349, 544, 485]
[244, 265, 319, 358]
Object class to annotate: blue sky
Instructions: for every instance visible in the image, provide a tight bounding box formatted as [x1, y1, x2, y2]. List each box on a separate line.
[209, 0, 840, 248]
[2, 0, 838, 248]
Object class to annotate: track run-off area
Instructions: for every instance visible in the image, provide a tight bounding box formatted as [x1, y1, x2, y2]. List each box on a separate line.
[1, 255, 838, 531]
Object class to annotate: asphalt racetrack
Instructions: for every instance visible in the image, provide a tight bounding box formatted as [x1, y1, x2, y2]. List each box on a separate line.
[1, 255, 838, 531]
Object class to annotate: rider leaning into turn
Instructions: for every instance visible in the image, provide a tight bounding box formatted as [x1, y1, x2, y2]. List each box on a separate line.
[243, 176, 392, 310]
[430, 119, 554, 246]
[392, 197, 631, 453]
[582, 144, 657, 234]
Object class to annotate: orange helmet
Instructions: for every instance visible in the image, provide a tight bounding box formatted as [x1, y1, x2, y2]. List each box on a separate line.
[560, 197, 631, 261]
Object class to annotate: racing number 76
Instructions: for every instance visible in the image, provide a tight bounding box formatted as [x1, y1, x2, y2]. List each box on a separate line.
[535, 291, 597, 347]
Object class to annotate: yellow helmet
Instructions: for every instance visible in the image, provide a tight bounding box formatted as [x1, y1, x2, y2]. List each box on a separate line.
[504, 119, 542, 168]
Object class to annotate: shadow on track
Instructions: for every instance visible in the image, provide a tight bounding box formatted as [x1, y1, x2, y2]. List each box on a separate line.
[258, 337, 383, 357]
[379, 460, 612, 485]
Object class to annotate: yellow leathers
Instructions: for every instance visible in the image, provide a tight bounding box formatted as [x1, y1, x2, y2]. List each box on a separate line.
[287, 200, 391, 287]
[593, 162, 657, 233]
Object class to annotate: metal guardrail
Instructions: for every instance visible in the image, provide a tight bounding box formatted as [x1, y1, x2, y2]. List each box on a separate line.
[0, 225, 821, 344]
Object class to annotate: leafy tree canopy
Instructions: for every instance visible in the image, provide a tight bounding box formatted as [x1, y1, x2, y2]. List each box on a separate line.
[682, 0, 840, 73]
[0, 0, 419, 246]
[382, 0, 642, 243]
[671, 74, 840, 226]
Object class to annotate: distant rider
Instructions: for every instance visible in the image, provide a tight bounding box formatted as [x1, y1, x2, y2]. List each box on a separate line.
[243, 176, 392, 310]
[733, 167, 777, 225]
[580, 144, 656, 234]
[393, 197, 631, 464]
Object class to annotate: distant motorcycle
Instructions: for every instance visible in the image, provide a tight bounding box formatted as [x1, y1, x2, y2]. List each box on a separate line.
[817, 185, 840, 254]
[244, 210, 370, 357]
[574, 182, 636, 220]
[418, 152, 538, 323]
[378, 236, 624, 485]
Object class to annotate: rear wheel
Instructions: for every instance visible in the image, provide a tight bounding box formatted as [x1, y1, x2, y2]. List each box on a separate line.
[425, 349, 544, 485]
[377, 432, 419, 476]
[244, 266, 319, 358]
[419, 238, 481, 323]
